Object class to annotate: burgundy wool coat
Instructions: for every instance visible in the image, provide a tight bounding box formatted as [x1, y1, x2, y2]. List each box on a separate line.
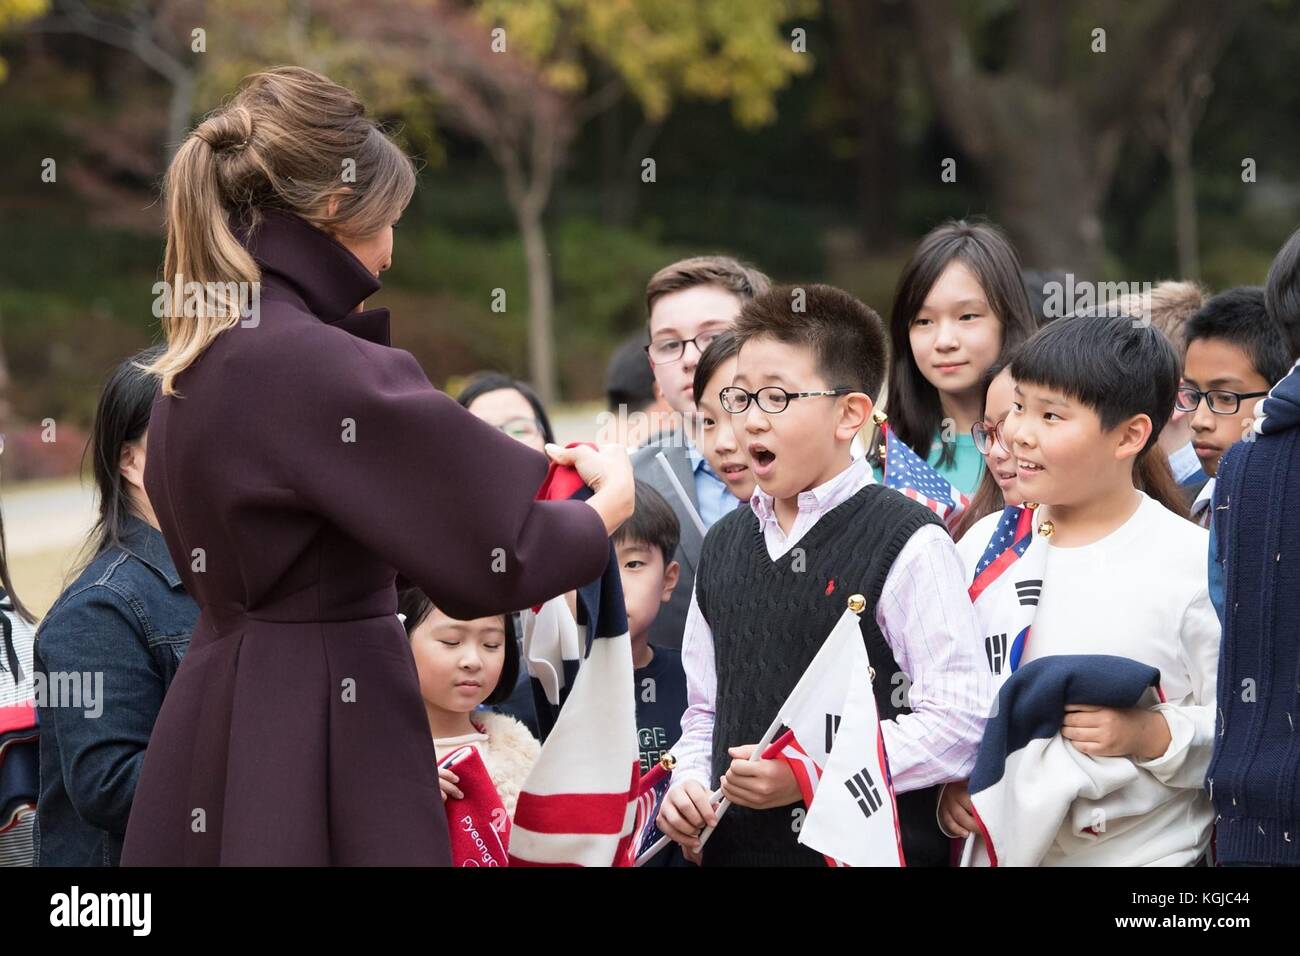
[120, 209, 610, 865]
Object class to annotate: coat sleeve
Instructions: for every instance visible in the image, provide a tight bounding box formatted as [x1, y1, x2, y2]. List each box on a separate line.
[289, 336, 610, 620]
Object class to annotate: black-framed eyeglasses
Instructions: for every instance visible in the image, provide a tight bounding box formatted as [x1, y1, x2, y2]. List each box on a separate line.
[971, 418, 1010, 455]
[1175, 385, 1269, 416]
[719, 385, 854, 415]
[644, 330, 726, 364]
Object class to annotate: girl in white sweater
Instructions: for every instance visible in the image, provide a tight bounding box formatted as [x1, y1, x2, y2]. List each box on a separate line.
[398, 589, 539, 820]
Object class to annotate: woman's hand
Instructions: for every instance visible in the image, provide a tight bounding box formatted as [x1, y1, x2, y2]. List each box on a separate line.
[545, 443, 635, 535]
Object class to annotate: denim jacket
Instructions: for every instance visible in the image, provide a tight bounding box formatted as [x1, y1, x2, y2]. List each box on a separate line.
[33, 515, 197, 866]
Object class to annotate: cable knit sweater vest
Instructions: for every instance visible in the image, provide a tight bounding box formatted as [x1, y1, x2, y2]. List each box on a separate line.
[697, 483, 949, 866]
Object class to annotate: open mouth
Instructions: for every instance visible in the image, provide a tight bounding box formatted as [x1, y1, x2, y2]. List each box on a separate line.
[719, 462, 750, 481]
[748, 443, 776, 475]
[1017, 459, 1045, 477]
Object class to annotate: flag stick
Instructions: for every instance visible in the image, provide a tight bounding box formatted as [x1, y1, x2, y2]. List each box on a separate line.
[633, 711, 783, 866]
[654, 451, 709, 539]
[959, 833, 976, 867]
[633, 786, 722, 867]
[696, 712, 785, 850]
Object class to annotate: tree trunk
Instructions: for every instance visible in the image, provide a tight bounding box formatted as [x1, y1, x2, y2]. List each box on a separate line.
[516, 199, 557, 405]
[953, 83, 1117, 277]
[1170, 140, 1199, 280]
[166, 70, 195, 161]
[984, 116, 1111, 276]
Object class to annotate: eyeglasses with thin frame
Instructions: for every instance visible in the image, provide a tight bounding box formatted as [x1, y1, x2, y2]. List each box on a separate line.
[971, 417, 1010, 455]
[1174, 385, 1269, 416]
[496, 417, 543, 441]
[719, 385, 855, 415]
[644, 330, 726, 364]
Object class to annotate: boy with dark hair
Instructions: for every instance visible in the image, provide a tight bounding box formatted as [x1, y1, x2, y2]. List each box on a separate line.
[614, 481, 687, 867]
[1208, 228, 1300, 866]
[960, 314, 1218, 865]
[613, 480, 686, 767]
[1180, 287, 1291, 527]
[657, 284, 988, 867]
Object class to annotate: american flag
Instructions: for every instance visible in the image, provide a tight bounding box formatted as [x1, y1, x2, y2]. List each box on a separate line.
[626, 758, 673, 865]
[967, 505, 1048, 682]
[509, 448, 641, 867]
[880, 423, 970, 529]
[763, 730, 847, 868]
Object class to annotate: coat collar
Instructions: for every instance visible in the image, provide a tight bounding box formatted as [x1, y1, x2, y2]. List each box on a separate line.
[118, 515, 184, 589]
[232, 207, 391, 346]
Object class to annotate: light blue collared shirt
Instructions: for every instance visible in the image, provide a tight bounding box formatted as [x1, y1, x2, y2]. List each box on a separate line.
[686, 442, 739, 530]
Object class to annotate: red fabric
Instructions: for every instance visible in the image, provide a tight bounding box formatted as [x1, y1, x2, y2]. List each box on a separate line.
[440, 746, 510, 867]
[535, 443, 596, 502]
[0, 703, 35, 736]
[512, 784, 633, 835]
[531, 442, 596, 612]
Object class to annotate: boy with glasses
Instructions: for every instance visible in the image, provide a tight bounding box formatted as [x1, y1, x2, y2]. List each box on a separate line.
[1179, 287, 1291, 528]
[630, 256, 771, 649]
[655, 284, 988, 866]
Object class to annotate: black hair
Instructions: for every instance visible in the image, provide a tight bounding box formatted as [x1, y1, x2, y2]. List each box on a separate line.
[951, 349, 1019, 542]
[1011, 314, 1187, 518]
[1184, 286, 1292, 386]
[455, 372, 556, 446]
[1264, 224, 1300, 361]
[879, 219, 1038, 468]
[1013, 315, 1178, 436]
[67, 345, 165, 583]
[613, 480, 681, 569]
[1023, 270, 1069, 326]
[605, 336, 658, 414]
[0, 508, 32, 624]
[397, 588, 518, 707]
[732, 284, 887, 398]
[692, 330, 741, 405]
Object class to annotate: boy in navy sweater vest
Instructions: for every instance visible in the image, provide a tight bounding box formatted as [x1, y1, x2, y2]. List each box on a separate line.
[655, 284, 988, 866]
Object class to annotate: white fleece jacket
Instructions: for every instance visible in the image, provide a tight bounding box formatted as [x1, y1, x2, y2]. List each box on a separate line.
[434, 712, 540, 819]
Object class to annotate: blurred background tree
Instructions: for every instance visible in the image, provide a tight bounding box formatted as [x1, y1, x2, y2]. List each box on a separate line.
[3, 0, 1300, 453]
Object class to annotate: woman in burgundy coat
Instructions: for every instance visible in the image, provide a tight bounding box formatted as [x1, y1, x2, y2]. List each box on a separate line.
[120, 68, 633, 865]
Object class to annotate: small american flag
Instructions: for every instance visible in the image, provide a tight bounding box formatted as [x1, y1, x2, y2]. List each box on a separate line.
[626, 758, 673, 864]
[880, 423, 970, 529]
[967, 505, 1048, 681]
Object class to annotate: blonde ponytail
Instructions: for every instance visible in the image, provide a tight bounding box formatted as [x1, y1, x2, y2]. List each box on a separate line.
[144, 68, 417, 396]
